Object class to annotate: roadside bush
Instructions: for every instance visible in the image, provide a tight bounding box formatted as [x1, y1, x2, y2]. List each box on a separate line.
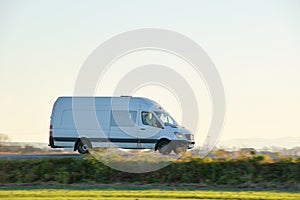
[0, 156, 299, 187]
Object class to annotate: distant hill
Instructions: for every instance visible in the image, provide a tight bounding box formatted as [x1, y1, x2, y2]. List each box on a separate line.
[0, 142, 69, 153]
[1, 142, 49, 149]
[218, 137, 300, 149]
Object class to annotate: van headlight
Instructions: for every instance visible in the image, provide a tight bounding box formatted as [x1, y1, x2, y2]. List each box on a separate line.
[174, 132, 184, 138]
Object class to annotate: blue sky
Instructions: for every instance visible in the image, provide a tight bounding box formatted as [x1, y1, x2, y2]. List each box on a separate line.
[0, 0, 299, 143]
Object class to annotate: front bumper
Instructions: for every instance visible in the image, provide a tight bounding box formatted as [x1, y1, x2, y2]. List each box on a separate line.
[171, 139, 195, 149]
[188, 142, 195, 149]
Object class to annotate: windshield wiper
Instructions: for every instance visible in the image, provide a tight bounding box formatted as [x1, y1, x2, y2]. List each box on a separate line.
[164, 122, 177, 128]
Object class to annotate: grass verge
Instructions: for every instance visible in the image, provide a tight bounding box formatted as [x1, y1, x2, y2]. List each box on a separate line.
[0, 185, 299, 200]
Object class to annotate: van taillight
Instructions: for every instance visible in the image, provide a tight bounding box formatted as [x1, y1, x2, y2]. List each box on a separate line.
[49, 125, 53, 136]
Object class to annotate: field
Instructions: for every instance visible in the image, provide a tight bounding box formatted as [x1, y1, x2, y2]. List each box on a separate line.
[0, 186, 300, 200]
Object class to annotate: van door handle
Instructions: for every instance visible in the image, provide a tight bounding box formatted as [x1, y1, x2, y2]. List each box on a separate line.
[140, 128, 146, 130]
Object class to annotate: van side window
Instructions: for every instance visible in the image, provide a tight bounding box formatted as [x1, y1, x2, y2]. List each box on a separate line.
[141, 111, 161, 128]
[110, 111, 137, 127]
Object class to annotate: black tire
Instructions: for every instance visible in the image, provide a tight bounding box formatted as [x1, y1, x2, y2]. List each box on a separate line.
[77, 139, 91, 154]
[173, 145, 187, 155]
[157, 140, 172, 155]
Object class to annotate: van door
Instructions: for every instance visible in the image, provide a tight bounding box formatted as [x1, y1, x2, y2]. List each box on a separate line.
[109, 110, 139, 148]
[138, 111, 162, 149]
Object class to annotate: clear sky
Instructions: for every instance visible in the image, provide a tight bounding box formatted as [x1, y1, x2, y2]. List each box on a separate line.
[0, 0, 299, 144]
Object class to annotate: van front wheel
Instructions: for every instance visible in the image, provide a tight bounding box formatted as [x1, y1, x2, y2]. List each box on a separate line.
[173, 145, 187, 155]
[77, 140, 91, 154]
[157, 140, 172, 155]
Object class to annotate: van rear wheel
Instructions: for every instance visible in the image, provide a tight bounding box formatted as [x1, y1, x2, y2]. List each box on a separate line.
[157, 140, 172, 155]
[77, 140, 91, 154]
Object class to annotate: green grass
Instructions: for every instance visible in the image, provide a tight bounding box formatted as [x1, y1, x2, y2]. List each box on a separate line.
[0, 187, 299, 200]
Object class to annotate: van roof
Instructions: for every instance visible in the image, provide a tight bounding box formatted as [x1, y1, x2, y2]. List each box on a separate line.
[54, 96, 162, 109]
[56, 96, 156, 103]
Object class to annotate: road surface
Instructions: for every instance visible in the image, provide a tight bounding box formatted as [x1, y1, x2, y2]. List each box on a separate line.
[0, 153, 80, 160]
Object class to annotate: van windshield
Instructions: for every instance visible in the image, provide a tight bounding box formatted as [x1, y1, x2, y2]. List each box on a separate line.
[154, 111, 179, 127]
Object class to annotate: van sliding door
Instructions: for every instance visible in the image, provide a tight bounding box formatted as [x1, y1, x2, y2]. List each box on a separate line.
[109, 110, 138, 148]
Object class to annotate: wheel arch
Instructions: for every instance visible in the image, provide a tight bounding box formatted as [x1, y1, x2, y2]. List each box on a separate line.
[155, 138, 171, 151]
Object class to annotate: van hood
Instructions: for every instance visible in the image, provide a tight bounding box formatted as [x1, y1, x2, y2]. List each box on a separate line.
[171, 126, 191, 135]
[163, 123, 191, 135]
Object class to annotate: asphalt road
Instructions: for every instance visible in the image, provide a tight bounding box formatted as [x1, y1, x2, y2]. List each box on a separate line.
[0, 153, 80, 160]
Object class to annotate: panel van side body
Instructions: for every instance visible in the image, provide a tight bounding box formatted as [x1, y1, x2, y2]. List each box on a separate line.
[49, 96, 195, 153]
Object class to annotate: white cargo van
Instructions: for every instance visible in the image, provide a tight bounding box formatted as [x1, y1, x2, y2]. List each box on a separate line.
[49, 96, 194, 154]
